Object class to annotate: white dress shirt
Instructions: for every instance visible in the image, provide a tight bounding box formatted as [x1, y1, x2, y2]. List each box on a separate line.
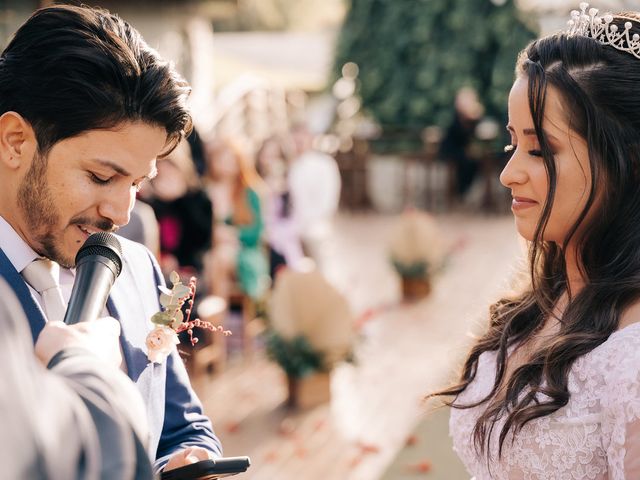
[0, 215, 128, 372]
[0, 215, 75, 314]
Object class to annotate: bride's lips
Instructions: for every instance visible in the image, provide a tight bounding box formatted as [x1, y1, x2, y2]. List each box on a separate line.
[511, 196, 538, 211]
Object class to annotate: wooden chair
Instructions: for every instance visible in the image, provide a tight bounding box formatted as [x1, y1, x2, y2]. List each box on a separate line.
[184, 295, 227, 377]
[227, 286, 267, 362]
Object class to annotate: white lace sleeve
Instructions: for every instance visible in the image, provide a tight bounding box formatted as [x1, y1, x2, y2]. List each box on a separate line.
[621, 419, 640, 473]
[601, 333, 640, 479]
[450, 325, 640, 479]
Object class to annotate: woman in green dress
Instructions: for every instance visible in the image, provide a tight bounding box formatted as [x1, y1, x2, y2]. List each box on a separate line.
[205, 137, 269, 301]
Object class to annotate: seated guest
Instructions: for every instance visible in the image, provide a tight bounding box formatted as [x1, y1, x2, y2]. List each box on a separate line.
[287, 124, 341, 262]
[205, 137, 270, 301]
[256, 136, 304, 277]
[148, 139, 213, 282]
[117, 198, 161, 259]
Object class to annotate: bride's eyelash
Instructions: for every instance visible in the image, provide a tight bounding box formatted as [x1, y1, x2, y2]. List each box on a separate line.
[503, 144, 545, 158]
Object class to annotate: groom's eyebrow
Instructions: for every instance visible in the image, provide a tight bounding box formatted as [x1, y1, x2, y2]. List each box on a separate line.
[92, 158, 130, 176]
[92, 158, 157, 180]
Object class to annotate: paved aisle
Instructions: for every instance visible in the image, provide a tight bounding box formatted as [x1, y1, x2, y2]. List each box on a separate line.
[193, 213, 523, 480]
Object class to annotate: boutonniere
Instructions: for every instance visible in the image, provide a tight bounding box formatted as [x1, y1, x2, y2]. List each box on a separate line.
[146, 271, 231, 363]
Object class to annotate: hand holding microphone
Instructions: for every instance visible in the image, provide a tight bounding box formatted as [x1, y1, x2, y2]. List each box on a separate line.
[35, 317, 123, 367]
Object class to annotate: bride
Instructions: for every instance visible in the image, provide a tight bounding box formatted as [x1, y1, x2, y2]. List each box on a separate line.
[432, 5, 640, 479]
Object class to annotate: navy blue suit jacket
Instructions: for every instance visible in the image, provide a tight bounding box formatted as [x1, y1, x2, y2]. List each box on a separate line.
[0, 236, 222, 472]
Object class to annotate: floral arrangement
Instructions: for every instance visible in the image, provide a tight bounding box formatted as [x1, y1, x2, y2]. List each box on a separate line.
[146, 271, 231, 363]
[265, 334, 324, 379]
[266, 264, 354, 378]
[388, 210, 448, 281]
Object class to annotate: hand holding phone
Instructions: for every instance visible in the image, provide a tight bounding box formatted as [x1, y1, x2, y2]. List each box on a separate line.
[160, 456, 251, 480]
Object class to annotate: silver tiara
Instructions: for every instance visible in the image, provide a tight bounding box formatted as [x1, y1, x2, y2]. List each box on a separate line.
[567, 2, 640, 59]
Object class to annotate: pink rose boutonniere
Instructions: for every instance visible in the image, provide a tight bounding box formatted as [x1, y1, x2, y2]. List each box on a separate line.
[146, 271, 231, 363]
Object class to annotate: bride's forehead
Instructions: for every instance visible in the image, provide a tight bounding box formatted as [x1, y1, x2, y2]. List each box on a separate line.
[508, 78, 572, 138]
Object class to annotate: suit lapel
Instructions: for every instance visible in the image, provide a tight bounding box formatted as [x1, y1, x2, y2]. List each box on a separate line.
[0, 247, 46, 342]
[107, 247, 165, 455]
[107, 271, 152, 383]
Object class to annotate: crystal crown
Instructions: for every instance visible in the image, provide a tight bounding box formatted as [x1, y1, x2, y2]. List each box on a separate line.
[567, 2, 640, 59]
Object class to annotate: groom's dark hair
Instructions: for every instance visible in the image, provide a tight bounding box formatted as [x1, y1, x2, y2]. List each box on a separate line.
[0, 4, 191, 157]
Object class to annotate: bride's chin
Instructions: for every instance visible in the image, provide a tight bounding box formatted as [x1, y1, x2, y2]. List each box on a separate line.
[513, 222, 536, 242]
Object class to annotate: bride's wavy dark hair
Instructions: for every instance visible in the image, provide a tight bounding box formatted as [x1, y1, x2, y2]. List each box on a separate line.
[430, 12, 640, 457]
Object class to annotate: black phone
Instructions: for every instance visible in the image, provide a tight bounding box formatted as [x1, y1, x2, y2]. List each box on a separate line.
[160, 456, 251, 480]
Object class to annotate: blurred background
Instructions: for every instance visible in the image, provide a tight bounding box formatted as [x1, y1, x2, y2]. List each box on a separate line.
[1, 0, 634, 478]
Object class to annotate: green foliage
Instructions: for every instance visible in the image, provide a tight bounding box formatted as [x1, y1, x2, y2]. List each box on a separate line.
[152, 272, 191, 327]
[151, 311, 173, 326]
[333, 0, 538, 152]
[391, 257, 448, 280]
[265, 332, 325, 378]
[391, 259, 428, 279]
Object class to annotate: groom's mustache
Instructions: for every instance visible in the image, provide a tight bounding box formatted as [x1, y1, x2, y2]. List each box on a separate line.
[70, 217, 118, 232]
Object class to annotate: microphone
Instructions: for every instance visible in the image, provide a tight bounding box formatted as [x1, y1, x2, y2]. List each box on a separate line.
[63, 232, 123, 325]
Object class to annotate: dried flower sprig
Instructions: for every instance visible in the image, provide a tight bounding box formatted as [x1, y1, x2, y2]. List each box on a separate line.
[146, 271, 231, 363]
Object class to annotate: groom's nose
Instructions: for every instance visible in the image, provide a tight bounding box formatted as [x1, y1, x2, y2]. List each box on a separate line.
[97, 187, 134, 228]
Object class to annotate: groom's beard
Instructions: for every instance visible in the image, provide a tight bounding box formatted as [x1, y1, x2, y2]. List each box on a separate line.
[16, 154, 74, 266]
[17, 155, 118, 268]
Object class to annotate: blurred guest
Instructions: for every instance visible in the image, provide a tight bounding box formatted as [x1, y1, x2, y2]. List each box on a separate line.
[439, 87, 485, 197]
[287, 124, 341, 259]
[205, 138, 269, 301]
[187, 127, 207, 176]
[0, 277, 153, 479]
[256, 136, 304, 277]
[117, 198, 160, 258]
[149, 140, 213, 281]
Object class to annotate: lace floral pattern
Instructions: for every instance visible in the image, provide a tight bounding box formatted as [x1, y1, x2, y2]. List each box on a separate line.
[450, 322, 640, 479]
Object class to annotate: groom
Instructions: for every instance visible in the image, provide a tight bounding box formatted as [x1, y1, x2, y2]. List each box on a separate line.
[0, 4, 221, 474]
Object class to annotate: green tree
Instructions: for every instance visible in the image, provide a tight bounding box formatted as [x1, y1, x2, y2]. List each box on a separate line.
[333, 0, 537, 151]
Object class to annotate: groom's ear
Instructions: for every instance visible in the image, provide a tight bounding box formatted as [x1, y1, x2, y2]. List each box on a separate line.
[0, 111, 37, 169]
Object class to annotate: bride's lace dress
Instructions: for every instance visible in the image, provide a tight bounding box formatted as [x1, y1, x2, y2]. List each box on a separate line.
[450, 322, 640, 479]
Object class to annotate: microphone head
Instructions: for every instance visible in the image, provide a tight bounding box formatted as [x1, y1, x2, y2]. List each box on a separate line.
[75, 232, 123, 277]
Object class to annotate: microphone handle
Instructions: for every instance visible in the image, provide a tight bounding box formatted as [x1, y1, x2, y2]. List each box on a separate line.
[64, 257, 118, 325]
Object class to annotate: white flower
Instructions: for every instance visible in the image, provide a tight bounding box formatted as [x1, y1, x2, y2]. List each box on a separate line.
[146, 325, 179, 363]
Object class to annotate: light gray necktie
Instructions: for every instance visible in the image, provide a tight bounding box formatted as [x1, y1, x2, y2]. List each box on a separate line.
[22, 258, 67, 323]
